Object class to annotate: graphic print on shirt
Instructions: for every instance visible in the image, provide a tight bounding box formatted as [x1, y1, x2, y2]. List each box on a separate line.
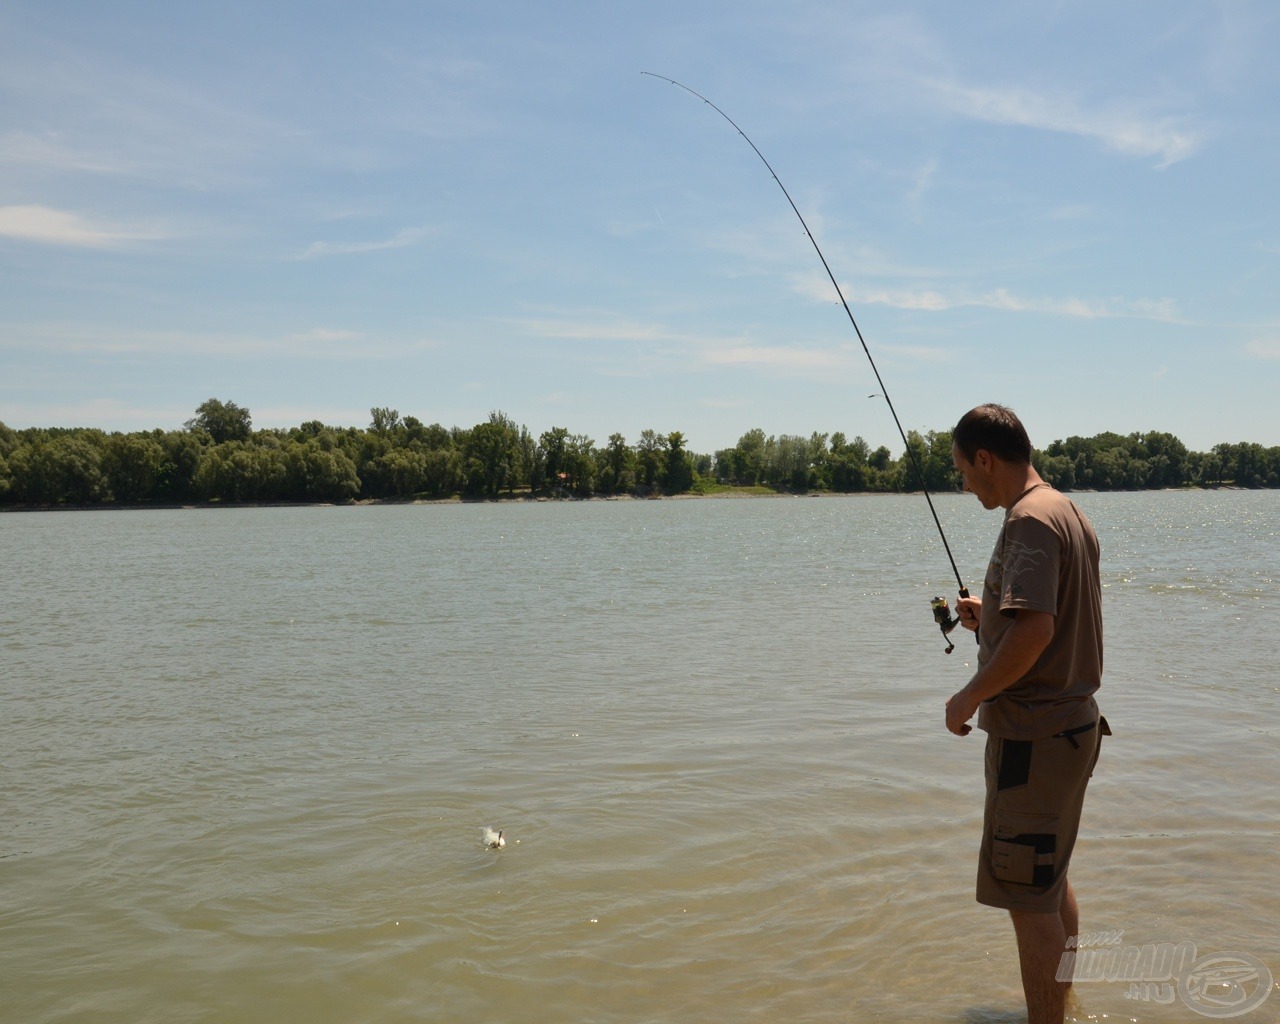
[993, 535, 1044, 599]
[988, 539, 1048, 600]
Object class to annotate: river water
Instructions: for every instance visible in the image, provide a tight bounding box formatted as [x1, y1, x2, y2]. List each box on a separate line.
[2, 491, 1278, 1023]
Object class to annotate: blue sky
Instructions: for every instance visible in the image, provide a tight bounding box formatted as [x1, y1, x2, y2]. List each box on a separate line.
[2, 1, 1278, 455]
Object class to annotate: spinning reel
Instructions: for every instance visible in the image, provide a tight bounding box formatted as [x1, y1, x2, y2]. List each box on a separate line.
[931, 596, 961, 654]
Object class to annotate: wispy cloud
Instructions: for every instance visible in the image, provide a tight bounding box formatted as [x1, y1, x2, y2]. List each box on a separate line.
[515, 313, 953, 378]
[250, 404, 375, 429]
[0, 397, 374, 431]
[518, 317, 681, 344]
[0, 48, 286, 188]
[826, 13, 1207, 168]
[843, 285, 1185, 323]
[788, 265, 1185, 324]
[906, 157, 938, 210]
[920, 78, 1203, 168]
[0, 131, 141, 177]
[697, 340, 954, 374]
[1246, 338, 1280, 360]
[0, 322, 437, 358]
[701, 346, 854, 370]
[0, 204, 167, 248]
[0, 398, 193, 430]
[297, 226, 432, 259]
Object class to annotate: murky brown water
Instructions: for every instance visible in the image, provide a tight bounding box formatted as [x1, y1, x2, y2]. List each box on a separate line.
[3, 492, 1277, 1022]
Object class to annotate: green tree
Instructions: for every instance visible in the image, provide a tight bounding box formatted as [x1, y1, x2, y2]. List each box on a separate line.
[635, 429, 664, 491]
[730, 428, 767, 485]
[156, 430, 204, 501]
[103, 434, 166, 502]
[515, 426, 537, 488]
[537, 426, 571, 493]
[365, 448, 427, 497]
[462, 413, 522, 497]
[892, 430, 957, 493]
[421, 422, 455, 450]
[193, 443, 286, 502]
[1196, 449, 1225, 487]
[422, 448, 462, 495]
[566, 434, 598, 495]
[807, 432, 831, 490]
[1035, 452, 1077, 491]
[662, 431, 695, 494]
[8, 434, 110, 504]
[598, 433, 635, 494]
[828, 434, 870, 492]
[283, 441, 360, 501]
[1141, 431, 1188, 487]
[926, 430, 958, 491]
[897, 431, 929, 492]
[370, 407, 402, 436]
[1238, 442, 1266, 487]
[759, 434, 815, 490]
[186, 399, 252, 445]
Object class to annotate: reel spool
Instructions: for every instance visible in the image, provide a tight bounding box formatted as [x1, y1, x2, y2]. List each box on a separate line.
[931, 596, 960, 654]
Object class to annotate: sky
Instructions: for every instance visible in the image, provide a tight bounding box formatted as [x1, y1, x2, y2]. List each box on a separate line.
[2, 0, 1278, 456]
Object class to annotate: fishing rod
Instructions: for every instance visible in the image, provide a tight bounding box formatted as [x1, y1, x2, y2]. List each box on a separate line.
[643, 72, 971, 652]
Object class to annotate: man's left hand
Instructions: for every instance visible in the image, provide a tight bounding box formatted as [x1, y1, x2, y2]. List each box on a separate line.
[945, 686, 978, 736]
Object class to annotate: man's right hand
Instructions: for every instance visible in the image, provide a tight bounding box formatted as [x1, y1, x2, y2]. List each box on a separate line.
[956, 595, 981, 632]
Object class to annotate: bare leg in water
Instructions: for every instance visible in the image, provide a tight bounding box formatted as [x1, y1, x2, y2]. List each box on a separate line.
[1010, 878, 1078, 1024]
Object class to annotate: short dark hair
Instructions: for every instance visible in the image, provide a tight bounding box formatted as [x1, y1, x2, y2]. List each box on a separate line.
[953, 404, 1033, 464]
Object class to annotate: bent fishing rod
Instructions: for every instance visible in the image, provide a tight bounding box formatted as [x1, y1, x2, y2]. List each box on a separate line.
[642, 72, 971, 652]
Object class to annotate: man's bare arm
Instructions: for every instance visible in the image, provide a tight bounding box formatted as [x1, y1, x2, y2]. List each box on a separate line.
[945, 609, 1054, 735]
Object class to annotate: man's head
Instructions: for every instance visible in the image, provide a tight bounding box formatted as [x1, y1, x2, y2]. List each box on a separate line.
[952, 404, 1032, 465]
[951, 404, 1035, 510]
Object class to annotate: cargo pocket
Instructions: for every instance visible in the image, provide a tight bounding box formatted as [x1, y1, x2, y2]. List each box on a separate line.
[996, 738, 1033, 791]
[991, 816, 1057, 887]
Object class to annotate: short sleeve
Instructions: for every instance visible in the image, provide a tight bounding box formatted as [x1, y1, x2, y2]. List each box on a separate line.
[997, 513, 1061, 616]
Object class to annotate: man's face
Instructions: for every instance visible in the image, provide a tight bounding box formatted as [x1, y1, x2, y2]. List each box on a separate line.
[952, 443, 998, 510]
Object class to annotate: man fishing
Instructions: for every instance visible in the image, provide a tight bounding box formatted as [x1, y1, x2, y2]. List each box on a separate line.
[945, 403, 1107, 1024]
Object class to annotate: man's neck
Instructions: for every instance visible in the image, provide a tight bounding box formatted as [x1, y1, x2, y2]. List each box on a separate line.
[996, 465, 1047, 510]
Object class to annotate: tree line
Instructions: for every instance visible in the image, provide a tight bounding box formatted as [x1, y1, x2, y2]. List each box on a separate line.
[0, 399, 1277, 507]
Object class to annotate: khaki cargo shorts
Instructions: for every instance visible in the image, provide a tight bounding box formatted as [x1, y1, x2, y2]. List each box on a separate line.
[976, 700, 1109, 913]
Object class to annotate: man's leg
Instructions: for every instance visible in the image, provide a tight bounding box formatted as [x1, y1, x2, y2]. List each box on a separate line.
[1058, 879, 1079, 1012]
[1010, 906, 1069, 1024]
[1058, 877, 1078, 945]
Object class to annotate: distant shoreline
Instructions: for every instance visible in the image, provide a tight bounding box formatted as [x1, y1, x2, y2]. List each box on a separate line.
[0, 490, 816, 512]
[0, 484, 1251, 513]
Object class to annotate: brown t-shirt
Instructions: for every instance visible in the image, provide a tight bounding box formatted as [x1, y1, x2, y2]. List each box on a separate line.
[976, 483, 1103, 739]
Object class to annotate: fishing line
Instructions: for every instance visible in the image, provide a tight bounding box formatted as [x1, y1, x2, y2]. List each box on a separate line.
[643, 73, 971, 644]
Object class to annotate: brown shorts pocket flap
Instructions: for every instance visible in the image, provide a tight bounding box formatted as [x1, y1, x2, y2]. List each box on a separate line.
[991, 813, 1058, 887]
